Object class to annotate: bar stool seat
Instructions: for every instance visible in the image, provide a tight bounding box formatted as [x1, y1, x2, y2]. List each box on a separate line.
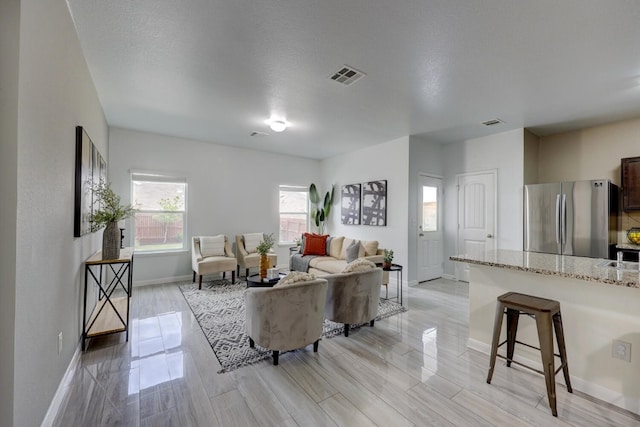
[486, 292, 572, 417]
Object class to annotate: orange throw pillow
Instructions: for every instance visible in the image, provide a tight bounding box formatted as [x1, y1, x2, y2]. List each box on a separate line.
[303, 233, 328, 255]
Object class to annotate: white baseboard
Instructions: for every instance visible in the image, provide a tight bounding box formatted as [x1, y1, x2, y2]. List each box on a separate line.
[41, 344, 82, 427]
[133, 274, 192, 287]
[442, 273, 457, 281]
[467, 339, 640, 415]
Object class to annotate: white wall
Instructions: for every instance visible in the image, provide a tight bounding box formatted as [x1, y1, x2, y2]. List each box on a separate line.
[442, 129, 525, 276]
[407, 136, 444, 283]
[13, 1, 108, 426]
[523, 129, 539, 185]
[0, 0, 20, 423]
[321, 137, 410, 286]
[109, 128, 322, 283]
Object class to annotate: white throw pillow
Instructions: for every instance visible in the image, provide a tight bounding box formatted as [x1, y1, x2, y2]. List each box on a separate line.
[361, 240, 379, 256]
[200, 235, 225, 257]
[243, 233, 263, 254]
[342, 258, 376, 273]
[329, 236, 345, 258]
[276, 271, 316, 287]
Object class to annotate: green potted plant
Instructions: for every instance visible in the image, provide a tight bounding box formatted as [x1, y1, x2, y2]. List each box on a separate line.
[256, 233, 276, 279]
[383, 249, 394, 269]
[309, 183, 334, 234]
[90, 180, 136, 260]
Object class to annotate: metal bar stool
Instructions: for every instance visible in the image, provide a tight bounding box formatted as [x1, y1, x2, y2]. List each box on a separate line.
[486, 292, 572, 417]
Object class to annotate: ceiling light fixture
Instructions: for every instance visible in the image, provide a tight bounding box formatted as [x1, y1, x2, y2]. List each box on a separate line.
[265, 118, 289, 132]
[269, 120, 287, 132]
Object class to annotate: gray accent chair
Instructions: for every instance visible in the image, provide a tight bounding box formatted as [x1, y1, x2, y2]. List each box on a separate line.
[235, 234, 277, 278]
[245, 278, 328, 365]
[323, 268, 383, 337]
[191, 236, 237, 289]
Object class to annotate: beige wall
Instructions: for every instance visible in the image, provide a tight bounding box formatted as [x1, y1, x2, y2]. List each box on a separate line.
[538, 117, 640, 185]
[538, 117, 640, 238]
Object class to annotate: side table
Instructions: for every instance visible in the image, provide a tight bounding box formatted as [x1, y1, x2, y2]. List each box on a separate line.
[82, 247, 134, 350]
[246, 273, 286, 288]
[377, 263, 403, 304]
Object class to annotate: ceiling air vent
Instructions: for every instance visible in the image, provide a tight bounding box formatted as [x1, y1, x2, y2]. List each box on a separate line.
[481, 118, 504, 127]
[329, 65, 366, 86]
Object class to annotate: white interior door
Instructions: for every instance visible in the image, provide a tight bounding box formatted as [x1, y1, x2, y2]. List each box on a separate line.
[456, 171, 497, 282]
[417, 175, 443, 282]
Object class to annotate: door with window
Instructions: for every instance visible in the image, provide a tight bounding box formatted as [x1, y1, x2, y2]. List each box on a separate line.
[456, 170, 496, 282]
[417, 175, 444, 282]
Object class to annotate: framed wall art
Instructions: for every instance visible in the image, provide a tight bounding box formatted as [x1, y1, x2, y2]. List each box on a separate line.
[341, 183, 361, 225]
[74, 126, 106, 237]
[361, 180, 387, 226]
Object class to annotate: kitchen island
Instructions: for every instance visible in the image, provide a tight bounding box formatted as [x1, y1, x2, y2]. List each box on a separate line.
[451, 249, 640, 415]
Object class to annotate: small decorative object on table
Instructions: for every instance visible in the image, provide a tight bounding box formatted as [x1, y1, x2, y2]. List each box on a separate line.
[627, 228, 640, 244]
[257, 233, 276, 279]
[383, 249, 394, 269]
[90, 180, 136, 260]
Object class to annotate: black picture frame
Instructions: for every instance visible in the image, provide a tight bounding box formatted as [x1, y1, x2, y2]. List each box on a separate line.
[341, 184, 361, 225]
[74, 126, 106, 237]
[361, 180, 387, 226]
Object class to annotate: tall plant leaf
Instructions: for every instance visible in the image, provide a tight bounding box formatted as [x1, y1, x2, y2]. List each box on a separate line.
[309, 183, 320, 204]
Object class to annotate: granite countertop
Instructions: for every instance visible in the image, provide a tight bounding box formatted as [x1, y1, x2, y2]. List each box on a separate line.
[616, 243, 640, 250]
[450, 249, 640, 288]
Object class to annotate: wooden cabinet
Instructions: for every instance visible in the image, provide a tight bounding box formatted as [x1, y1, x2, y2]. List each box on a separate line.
[622, 157, 640, 211]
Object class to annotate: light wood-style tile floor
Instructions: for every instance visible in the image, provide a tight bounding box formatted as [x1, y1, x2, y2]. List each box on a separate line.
[53, 279, 640, 426]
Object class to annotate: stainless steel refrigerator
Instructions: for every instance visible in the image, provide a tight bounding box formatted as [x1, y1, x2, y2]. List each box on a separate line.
[524, 179, 618, 258]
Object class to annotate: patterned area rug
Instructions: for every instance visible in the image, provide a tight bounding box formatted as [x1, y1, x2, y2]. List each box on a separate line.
[178, 278, 407, 373]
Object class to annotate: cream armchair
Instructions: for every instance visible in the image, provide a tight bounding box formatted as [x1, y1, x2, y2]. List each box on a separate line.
[324, 267, 383, 337]
[192, 235, 237, 289]
[235, 233, 277, 278]
[245, 278, 328, 365]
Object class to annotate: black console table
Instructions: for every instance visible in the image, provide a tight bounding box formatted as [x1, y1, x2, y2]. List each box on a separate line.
[82, 247, 134, 350]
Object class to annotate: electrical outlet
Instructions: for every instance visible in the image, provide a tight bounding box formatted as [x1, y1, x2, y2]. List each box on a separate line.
[58, 332, 63, 355]
[612, 340, 631, 362]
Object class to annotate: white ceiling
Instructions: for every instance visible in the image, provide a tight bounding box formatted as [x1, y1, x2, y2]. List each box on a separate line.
[66, 0, 640, 160]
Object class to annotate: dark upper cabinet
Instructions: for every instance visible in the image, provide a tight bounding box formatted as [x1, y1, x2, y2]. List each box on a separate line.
[622, 157, 640, 211]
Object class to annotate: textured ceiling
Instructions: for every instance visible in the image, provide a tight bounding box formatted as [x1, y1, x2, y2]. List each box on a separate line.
[67, 0, 640, 159]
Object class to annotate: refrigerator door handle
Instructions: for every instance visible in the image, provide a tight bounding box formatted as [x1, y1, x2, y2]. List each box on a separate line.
[555, 194, 561, 245]
[561, 193, 567, 246]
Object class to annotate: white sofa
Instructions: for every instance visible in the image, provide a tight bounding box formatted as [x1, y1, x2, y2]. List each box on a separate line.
[291, 236, 388, 285]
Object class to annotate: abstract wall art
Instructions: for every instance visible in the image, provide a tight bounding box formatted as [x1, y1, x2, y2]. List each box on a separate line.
[341, 184, 361, 225]
[361, 180, 387, 226]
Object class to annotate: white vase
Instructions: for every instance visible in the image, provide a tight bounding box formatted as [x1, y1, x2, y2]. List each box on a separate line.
[102, 221, 120, 260]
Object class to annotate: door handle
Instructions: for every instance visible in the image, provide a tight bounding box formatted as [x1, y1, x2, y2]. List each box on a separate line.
[419, 233, 424, 237]
[486, 234, 493, 238]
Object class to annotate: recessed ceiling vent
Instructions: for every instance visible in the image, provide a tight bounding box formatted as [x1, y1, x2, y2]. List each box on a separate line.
[481, 118, 504, 127]
[250, 131, 269, 137]
[329, 65, 366, 86]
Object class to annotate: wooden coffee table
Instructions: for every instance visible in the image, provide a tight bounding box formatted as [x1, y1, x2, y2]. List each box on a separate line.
[246, 273, 286, 288]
